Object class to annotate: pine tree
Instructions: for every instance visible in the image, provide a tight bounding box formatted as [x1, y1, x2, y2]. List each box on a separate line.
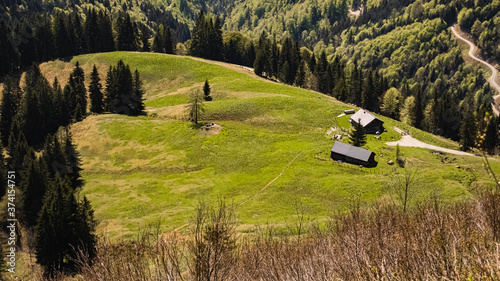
[70, 12, 86, 55]
[294, 60, 306, 87]
[74, 197, 97, 263]
[361, 70, 376, 111]
[413, 84, 424, 128]
[349, 118, 367, 147]
[0, 77, 21, 147]
[72, 62, 87, 120]
[17, 22, 37, 68]
[97, 11, 115, 52]
[116, 13, 136, 51]
[104, 66, 116, 112]
[89, 65, 104, 114]
[35, 177, 97, 273]
[20, 153, 49, 227]
[84, 9, 99, 53]
[187, 90, 205, 124]
[63, 130, 84, 190]
[139, 24, 151, 52]
[53, 13, 72, 58]
[164, 26, 175, 54]
[203, 79, 212, 101]
[131, 70, 145, 115]
[152, 24, 165, 53]
[17, 64, 53, 146]
[7, 119, 25, 169]
[104, 61, 139, 115]
[0, 20, 19, 76]
[190, 10, 207, 57]
[36, 16, 56, 62]
[35, 178, 77, 271]
[210, 16, 223, 60]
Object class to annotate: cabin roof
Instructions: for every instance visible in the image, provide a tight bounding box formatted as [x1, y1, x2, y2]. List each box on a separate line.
[330, 141, 374, 162]
[350, 109, 383, 127]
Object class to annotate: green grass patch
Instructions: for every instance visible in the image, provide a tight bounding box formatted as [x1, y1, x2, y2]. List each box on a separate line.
[37, 52, 500, 239]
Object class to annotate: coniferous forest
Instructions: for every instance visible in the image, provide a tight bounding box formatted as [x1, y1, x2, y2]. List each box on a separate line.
[0, 0, 499, 279]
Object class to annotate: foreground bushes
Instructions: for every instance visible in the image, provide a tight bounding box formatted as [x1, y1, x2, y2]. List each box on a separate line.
[55, 188, 500, 281]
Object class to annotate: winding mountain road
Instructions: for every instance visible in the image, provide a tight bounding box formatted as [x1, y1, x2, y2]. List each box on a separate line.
[451, 25, 500, 116]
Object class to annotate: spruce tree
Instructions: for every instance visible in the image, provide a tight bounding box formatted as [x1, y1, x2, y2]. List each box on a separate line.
[152, 24, 165, 53]
[35, 178, 78, 271]
[36, 16, 56, 62]
[20, 153, 49, 227]
[0, 77, 21, 146]
[164, 26, 174, 54]
[189, 10, 206, 57]
[8, 129, 30, 172]
[72, 62, 87, 120]
[17, 23, 38, 68]
[349, 118, 367, 147]
[97, 11, 115, 52]
[89, 65, 104, 114]
[413, 84, 424, 129]
[104, 66, 116, 112]
[63, 130, 84, 190]
[53, 13, 72, 58]
[84, 9, 99, 53]
[203, 79, 212, 101]
[116, 13, 136, 51]
[35, 177, 97, 273]
[131, 70, 145, 115]
[139, 24, 151, 52]
[17, 65, 49, 146]
[0, 20, 19, 76]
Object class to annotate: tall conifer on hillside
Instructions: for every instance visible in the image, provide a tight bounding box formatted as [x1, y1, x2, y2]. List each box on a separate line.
[203, 79, 212, 101]
[349, 118, 367, 147]
[20, 153, 49, 227]
[0, 76, 21, 146]
[35, 177, 97, 273]
[89, 65, 104, 114]
[116, 13, 136, 51]
[131, 70, 145, 115]
[104, 60, 144, 115]
[164, 26, 174, 54]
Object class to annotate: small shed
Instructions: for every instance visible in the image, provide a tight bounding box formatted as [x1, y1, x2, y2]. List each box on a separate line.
[349, 109, 384, 134]
[344, 109, 356, 114]
[330, 141, 375, 166]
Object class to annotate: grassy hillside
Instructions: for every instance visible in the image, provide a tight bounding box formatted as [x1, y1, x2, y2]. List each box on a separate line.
[40, 52, 500, 238]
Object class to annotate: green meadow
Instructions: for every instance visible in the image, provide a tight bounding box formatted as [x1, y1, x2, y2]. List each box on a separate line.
[40, 52, 500, 238]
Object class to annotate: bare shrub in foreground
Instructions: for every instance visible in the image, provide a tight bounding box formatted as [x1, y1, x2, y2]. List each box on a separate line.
[71, 192, 500, 281]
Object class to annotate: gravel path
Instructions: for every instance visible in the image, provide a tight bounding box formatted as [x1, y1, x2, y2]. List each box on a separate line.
[386, 129, 474, 156]
[451, 25, 500, 116]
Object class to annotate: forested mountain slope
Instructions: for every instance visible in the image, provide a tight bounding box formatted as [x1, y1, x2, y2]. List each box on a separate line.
[0, 0, 499, 152]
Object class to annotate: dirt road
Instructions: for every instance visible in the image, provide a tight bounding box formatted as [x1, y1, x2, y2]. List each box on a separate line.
[386, 128, 474, 156]
[451, 25, 500, 116]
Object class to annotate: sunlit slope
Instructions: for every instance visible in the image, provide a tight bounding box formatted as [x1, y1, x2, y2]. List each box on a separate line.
[40, 52, 499, 238]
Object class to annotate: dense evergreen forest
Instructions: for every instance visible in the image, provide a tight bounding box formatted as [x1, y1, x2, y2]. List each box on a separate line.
[0, 0, 498, 154]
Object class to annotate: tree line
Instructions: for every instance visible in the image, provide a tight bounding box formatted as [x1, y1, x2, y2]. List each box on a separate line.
[0, 3, 187, 77]
[0, 60, 144, 275]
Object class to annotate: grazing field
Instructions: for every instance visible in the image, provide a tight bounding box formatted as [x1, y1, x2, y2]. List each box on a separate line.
[40, 52, 500, 238]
